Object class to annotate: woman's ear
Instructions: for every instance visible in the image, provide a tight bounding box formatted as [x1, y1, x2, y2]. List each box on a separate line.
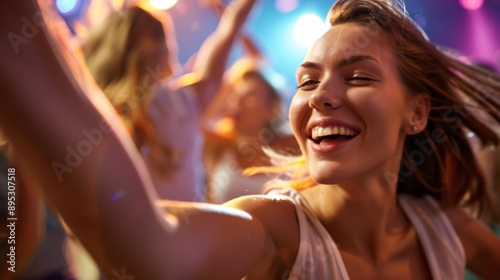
[406, 93, 430, 135]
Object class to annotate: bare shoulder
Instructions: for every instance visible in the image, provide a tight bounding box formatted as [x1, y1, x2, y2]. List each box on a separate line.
[225, 194, 300, 240]
[225, 194, 300, 277]
[225, 194, 300, 249]
[444, 207, 500, 278]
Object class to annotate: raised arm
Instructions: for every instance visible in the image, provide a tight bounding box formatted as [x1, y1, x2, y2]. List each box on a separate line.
[201, 33, 264, 121]
[181, 0, 257, 112]
[0, 1, 296, 278]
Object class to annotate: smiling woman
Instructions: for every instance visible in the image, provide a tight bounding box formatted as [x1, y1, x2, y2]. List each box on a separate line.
[1, 0, 500, 279]
[293, 24, 423, 182]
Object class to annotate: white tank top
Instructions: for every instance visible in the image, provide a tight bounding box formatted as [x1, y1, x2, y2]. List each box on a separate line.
[142, 85, 206, 202]
[267, 188, 465, 280]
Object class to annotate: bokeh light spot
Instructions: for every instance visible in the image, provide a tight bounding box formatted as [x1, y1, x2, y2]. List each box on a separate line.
[56, 0, 78, 14]
[459, 0, 484, 11]
[293, 14, 328, 47]
[150, 0, 178, 10]
[275, 0, 299, 13]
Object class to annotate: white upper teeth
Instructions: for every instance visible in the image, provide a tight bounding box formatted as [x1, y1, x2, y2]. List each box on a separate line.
[311, 125, 358, 140]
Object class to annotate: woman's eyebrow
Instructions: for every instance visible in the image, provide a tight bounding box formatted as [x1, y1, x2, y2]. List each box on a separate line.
[297, 55, 380, 74]
[297, 61, 323, 72]
[337, 55, 380, 68]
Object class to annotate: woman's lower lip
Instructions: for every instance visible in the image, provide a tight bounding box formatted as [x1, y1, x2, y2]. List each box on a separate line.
[309, 136, 354, 153]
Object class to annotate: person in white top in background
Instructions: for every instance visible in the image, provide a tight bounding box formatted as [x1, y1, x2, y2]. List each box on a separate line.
[82, 0, 259, 201]
[202, 36, 299, 203]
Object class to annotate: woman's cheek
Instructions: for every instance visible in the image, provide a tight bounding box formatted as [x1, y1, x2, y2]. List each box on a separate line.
[289, 93, 311, 146]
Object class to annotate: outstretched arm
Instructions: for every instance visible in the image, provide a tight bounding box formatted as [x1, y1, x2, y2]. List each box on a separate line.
[0, 1, 294, 279]
[181, 0, 257, 113]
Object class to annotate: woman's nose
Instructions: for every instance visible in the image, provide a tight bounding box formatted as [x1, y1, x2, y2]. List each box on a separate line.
[308, 81, 343, 110]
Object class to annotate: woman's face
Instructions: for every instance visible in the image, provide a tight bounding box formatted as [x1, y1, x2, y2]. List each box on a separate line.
[228, 77, 275, 134]
[290, 23, 415, 184]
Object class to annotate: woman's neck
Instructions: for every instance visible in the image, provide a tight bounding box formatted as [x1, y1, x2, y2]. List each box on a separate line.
[300, 176, 410, 258]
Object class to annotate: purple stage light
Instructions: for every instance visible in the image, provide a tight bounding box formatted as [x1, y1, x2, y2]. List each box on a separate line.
[459, 0, 484, 11]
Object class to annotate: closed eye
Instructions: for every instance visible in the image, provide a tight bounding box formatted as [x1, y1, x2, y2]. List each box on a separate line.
[297, 80, 320, 89]
[346, 76, 373, 81]
[345, 76, 376, 85]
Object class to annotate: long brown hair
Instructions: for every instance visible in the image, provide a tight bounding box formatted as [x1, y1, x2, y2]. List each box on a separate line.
[82, 7, 176, 174]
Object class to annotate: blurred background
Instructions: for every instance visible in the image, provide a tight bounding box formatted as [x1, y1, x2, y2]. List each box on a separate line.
[56, 0, 500, 106]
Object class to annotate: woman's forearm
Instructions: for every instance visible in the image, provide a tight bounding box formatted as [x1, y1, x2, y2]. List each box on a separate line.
[0, 1, 178, 277]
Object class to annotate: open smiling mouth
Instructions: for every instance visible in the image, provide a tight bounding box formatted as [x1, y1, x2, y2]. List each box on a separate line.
[309, 125, 360, 144]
